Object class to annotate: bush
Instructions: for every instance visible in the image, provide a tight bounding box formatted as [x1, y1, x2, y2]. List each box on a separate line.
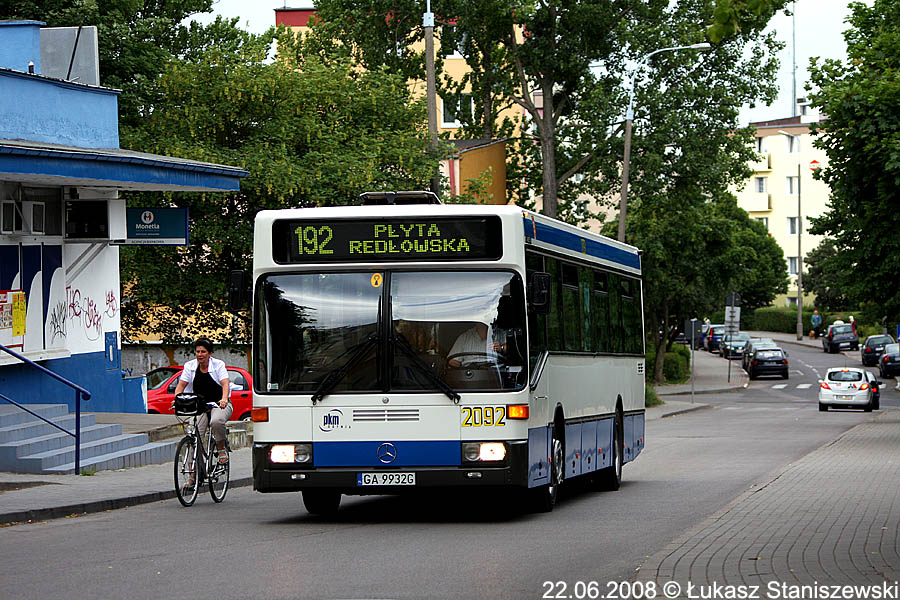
[663, 352, 688, 383]
[742, 307, 817, 334]
[645, 384, 662, 407]
[672, 342, 691, 363]
[645, 341, 656, 375]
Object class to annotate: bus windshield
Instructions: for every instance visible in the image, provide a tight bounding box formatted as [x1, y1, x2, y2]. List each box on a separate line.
[255, 270, 527, 394]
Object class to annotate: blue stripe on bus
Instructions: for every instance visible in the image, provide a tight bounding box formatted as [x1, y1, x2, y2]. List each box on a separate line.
[522, 216, 641, 270]
[313, 440, 459, 467]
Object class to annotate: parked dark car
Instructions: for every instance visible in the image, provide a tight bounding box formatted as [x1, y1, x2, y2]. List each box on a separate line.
[879, 343, 900, 379]
[146, 365, 254, 421]
[822, 322, 858, 354]
[720, 332, 751, 359]
[741, 338, 777, 371]
[747, 346, 789, 380]
[866, 370, 882, 411]
[703, 324, 725, 353]
[861, 334, 895, 366]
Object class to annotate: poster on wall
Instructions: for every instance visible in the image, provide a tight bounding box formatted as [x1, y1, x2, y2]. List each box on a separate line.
[0, 289, 25, 348]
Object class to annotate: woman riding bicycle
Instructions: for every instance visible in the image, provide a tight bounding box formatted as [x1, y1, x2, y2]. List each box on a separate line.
[173, 338, 232, 466]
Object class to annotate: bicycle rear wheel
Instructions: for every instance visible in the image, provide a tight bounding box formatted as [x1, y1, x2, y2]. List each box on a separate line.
[209, 450, 230, 503]
[174, 436, 200, 507]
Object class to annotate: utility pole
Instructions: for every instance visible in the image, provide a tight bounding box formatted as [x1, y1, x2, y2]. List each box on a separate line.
[796, 161, 803, 340]
[424, 1, 440, 196]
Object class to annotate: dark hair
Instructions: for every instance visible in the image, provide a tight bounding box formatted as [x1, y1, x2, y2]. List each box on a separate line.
[193, 338, 214, 353]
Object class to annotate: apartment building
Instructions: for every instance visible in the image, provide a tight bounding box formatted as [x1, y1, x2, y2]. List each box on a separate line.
[734, 107, 829, 307]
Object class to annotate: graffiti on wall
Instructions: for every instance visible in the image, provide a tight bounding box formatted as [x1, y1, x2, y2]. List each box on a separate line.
[52, 286, 119, 342]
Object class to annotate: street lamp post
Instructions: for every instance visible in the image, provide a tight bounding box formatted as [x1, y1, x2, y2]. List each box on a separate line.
[618, 43, 711, 243]
[779, 130, 803, 340]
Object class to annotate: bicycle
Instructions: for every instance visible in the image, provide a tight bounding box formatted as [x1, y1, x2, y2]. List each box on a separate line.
[173, 393, 231, 506]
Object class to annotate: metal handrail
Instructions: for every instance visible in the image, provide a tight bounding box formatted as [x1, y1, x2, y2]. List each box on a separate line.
[0, 344, 92, 474]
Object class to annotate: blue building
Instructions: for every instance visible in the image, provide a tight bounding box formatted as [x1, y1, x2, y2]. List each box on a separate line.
[0, 20, 248, 413]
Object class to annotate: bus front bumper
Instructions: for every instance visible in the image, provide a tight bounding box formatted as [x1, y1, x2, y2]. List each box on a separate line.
[252, 441, 530, 494]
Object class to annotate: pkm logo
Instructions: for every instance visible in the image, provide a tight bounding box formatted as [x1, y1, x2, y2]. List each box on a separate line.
[320, 408, 345, 432]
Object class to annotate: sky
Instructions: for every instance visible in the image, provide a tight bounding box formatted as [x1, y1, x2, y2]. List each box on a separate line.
[192, 0, 866, 126]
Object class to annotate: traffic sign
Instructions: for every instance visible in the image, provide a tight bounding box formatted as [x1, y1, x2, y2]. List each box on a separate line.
[725, 292, 741, 307]
[810, 159, 820, 171]
[724, 306, 741, 335]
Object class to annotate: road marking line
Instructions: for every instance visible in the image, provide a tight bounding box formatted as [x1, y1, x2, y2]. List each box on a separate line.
[797, 383, 812, 389]
[772, 384, 788, 389]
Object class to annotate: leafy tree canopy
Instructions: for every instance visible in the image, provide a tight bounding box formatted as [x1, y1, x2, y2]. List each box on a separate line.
[803, 239, 851, 312]
[807, 0, 900, 324]
[706, 0, 790, 42]
[119, 24, 434, 343]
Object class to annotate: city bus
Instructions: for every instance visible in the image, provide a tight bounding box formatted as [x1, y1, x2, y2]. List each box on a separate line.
[238, 193, 645, 514]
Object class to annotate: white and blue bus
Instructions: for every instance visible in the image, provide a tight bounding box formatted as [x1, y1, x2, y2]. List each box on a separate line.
[242, 193, 645, 514]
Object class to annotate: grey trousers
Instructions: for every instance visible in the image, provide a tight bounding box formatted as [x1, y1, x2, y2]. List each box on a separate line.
[198, 403, 233, 443]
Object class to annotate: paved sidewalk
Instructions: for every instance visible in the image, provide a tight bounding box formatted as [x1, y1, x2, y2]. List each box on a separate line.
[635, 408, 900, 592]
[656, 345, 748, 397]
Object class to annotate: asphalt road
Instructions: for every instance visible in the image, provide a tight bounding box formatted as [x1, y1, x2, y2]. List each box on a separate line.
[1, 365, 878, 600]
[727, 340, 898, 408]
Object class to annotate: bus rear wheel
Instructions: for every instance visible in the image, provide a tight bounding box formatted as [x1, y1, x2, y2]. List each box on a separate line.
[302, 490, 342, 516]
[597, 410, 623, 491]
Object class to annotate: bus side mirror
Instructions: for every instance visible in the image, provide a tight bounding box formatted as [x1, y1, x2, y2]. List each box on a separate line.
[227, 270, 248, 313]
[529, 272, 551, 315]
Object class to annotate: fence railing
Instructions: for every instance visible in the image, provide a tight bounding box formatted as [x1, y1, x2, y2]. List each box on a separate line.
[0, 344, 92, 473]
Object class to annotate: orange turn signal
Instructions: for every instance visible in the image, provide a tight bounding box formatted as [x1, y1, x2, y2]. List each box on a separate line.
[251, 407, 269, 422]
[507, 404, 529, 419]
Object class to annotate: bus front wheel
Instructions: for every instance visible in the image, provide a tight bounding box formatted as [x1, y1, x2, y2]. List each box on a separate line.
[530, 424, 563, 512]
[302, 490, 341, 516]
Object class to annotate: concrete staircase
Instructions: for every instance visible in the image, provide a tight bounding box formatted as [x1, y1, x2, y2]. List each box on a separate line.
[0, 404, 176, 474]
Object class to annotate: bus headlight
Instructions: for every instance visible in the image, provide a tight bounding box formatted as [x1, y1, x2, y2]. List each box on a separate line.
[462, 442, 507, 462]
[270, 443, 312, 464]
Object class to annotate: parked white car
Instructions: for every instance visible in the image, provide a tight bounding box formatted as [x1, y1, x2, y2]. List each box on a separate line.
[818, 367, 880, 412]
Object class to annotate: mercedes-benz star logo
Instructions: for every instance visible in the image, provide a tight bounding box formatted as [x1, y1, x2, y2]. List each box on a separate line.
[376, 442, 398, 464]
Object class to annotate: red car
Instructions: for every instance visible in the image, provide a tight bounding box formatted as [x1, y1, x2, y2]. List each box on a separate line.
[145, 365, 254, 421]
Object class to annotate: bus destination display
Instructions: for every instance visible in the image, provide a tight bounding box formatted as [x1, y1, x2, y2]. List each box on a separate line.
[273, 217, 502, 263]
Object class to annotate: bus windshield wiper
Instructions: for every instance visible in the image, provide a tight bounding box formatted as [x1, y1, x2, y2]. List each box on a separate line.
[311, 335, 378, 405]
[393, 333, 461, 404]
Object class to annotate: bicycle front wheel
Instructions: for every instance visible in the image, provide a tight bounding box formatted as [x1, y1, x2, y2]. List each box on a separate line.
[174, 436, 200, 507]
[209, 450, 230, 503]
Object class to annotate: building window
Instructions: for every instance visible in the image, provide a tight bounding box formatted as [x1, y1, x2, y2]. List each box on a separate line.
[786, 134, 800, 153]
[755, 217, 768, 230]
[754, 177, 767, 193]
[786, 296, 798, 307]
[787, 216, 799, 235]
[786, 175, 798, 195]
[755, 136, 765, 153]
[441, 26, 467, 59]
[787, 256, 799, 275]
[441, 94, 473, 128]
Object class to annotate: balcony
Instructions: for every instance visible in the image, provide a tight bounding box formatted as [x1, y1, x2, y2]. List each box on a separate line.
[743, 192, 772, 213]
[749, 152, 772, 172]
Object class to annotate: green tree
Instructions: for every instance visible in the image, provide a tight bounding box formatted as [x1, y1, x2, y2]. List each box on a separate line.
[706, 0, 791, 43]
[119, 24, 434, 342]
[807, 0, 900, 324]
[802, 239, 851, 312]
